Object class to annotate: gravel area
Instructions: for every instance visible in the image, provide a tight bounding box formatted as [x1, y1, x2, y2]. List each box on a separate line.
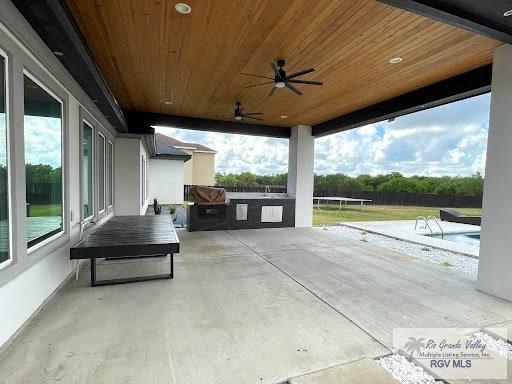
[321, 225, 478, 275]
[378, 354, 437, 384]
[472, 332, 512, 360]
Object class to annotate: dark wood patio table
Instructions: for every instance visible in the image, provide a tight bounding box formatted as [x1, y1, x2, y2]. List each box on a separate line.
[70, 216, 179, 287]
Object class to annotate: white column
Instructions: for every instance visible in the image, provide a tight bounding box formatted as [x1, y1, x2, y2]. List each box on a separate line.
[287, 125, 314, 227]
[477, 45, 512, 301]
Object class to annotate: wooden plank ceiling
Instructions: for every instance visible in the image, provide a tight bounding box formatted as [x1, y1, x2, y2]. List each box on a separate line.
[66, 0, 501, 128]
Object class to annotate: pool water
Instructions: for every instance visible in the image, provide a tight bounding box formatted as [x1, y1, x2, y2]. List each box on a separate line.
[431, 232, 480, 247]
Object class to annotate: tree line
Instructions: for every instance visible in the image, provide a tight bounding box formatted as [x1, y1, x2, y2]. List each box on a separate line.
[215, 171, 484, 197]
[25, 164, 62, 183]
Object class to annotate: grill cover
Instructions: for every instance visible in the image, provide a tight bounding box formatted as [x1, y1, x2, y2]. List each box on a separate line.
[190, 186, 227, 205]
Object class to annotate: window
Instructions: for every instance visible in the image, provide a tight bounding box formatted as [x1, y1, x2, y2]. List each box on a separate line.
[24, 74, 63, 248]
[144, 156, 148, 202]
[98, 133, 105, 213]
[0, 55, 9, 265]
[107, 141, 113, 207]
[82, 121, 93, 219]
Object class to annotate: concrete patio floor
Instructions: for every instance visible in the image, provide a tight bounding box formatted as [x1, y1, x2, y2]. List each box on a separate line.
[1, 227, 512, 383]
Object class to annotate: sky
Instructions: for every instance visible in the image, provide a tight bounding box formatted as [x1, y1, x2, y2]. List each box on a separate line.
[156, 93, 491, 177]
[24, 116, 62, 168]
[0, 115, 62, 168]
[1, 91, 490, 175]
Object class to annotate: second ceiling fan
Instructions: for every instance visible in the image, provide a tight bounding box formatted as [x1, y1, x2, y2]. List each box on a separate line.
[233, 102, 263, 121]
[241, 59, 323, 96]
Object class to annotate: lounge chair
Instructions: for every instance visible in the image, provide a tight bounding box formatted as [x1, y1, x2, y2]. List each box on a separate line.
[439, 209, 481, 226]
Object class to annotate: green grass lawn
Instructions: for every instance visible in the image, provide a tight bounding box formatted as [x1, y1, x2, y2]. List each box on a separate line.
[29, 204, 62, 217]
[313, 204, 482, 226]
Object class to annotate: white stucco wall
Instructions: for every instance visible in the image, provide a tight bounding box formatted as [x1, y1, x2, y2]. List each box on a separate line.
[114, 138, 142, 216]
[149, 159, 185, 204]
[0, 0, 115, 349]
[114, 137, 152, 215]
[477, 45, 512, 301]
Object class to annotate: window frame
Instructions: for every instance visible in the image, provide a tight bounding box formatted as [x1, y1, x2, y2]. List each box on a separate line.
[107, 140, 114, 209]
[97, 131, 106, 214]
[0, 48, 12, 270]
[141, 154, 146, 206]
[81, 119, 95, 222]
[23, 69, 66, 253]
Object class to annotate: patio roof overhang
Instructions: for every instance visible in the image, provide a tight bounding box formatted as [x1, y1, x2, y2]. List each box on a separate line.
[12, 0, 510, 138]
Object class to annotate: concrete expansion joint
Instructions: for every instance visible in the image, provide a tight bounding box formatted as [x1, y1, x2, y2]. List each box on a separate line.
[226, 231, 391, 354]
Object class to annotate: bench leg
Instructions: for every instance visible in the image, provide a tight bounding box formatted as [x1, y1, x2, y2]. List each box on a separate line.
[90, 254, 174, 287]
[170, 253, 174, 279]
[90, 258, 97, 287]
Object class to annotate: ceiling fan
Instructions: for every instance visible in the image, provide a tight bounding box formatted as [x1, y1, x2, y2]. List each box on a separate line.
[234, 102, 263, 121]
[241, 59, 322, 96]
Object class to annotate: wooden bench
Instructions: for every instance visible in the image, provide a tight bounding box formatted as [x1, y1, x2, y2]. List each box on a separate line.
[71, 216, 180, 287]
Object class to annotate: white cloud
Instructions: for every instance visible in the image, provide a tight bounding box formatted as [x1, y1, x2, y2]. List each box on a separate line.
[315, 93, 491, 176]
[24, 116, 62, 168]
[156, 93, 491, 177]
[155, 127, 288, 174]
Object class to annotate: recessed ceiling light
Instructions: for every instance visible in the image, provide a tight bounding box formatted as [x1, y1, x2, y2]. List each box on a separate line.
[53, 51, 64, 57]
[280, 115, 288, 119]
[164, 100, 173, 105]
[175, 3, 191, 14]
[504, 9, 512, 17]
[389, 57, 403, 64]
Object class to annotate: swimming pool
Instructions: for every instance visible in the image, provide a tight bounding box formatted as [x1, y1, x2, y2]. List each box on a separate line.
[431, 232, 480, 247]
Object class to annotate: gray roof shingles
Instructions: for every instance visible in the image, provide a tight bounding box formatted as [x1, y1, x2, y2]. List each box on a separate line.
[155, 133, 216, 153]
[154, 133, 191, 160]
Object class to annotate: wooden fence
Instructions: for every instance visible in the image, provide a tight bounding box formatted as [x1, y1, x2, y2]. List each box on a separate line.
[184, 184, 482, 208]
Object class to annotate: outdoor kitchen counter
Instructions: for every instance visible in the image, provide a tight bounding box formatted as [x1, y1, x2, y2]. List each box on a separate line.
[225, 192, 293, 200]
[188, 192, 295, 231]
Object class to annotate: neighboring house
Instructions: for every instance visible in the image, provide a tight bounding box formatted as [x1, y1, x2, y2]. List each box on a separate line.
[154, 133, 217, 186]
[148, 134, 191, 205]
[148, 133, 216, 204]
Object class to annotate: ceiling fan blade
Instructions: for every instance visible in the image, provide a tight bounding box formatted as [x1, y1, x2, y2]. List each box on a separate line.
[270, 62, 283, 80]
[286, 68, 315, 79]
[240, 72, 274, 80]
[285, 82, 303, 95]
[287, 79, 323, 85]
[245, 116, 263, 121]
[268, 86, 276, 97]
[243, 81, 275, 89]
[242, 112, 263, 116]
